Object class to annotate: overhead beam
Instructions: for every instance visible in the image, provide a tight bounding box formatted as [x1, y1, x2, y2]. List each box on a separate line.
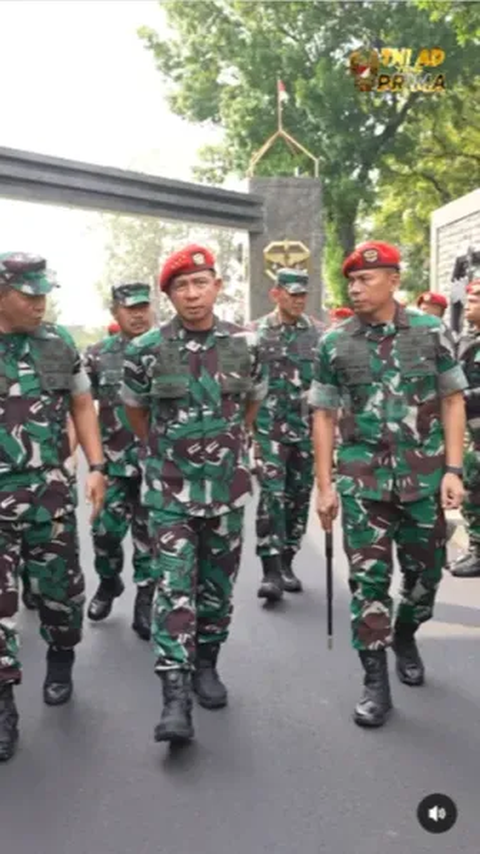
[0, 147, 265, 233]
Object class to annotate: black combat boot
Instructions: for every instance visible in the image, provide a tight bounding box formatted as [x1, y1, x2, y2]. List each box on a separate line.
[131, 583, 154, 641]
[392, 622, 425, 686]
[257, 555, 284, 601]
[21, 573, 40, 610]
[353, 650, 392, 727]
[154, 671, 194, 744]
[281, 548, 303, 593]
[192, 644, 228, 709]
[450, 547, 480, 578]
[87, 575, 125, 621]
[43, 647, 74, 706]
[0, 684, 19, 762]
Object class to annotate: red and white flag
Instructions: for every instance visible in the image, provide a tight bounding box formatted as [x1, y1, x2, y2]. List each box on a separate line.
[277, 79, 289, 103]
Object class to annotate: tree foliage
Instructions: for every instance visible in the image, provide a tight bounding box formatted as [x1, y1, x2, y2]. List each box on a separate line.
[416, 0, 480, 44]
[95, 213, 248, 323]
[139, 0, 480, 303]
[366, 77, 480, 296]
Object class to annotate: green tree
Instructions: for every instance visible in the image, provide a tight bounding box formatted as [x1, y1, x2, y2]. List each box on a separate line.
[95, 213, 247, 322]
[139, 0, 480, 303]
[416, 0, 480, 44]
[365, 77, 480, 298]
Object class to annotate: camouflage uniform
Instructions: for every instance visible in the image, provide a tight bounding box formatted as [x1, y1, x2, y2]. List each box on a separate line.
[252, 300, 323, 594]
[309, 306, 467, 650]
[122, 314, 267, 678]
[0, 267, 88, 693]
[21, 419, 78, 611]
[450, 329, 480, 576]
[83, 283, 153, 637]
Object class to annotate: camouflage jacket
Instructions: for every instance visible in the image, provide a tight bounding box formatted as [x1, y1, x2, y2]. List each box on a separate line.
[121, 315, 268, 517]
[457, 329, 480, 448]
[308, 307, 467, 502]
[250, 311, 324, 442]
[0, 323, 90, 522]
[83, 333, 142, 478]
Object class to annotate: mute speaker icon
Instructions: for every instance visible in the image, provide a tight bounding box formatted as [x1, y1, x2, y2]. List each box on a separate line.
[418, 794, 457, 833]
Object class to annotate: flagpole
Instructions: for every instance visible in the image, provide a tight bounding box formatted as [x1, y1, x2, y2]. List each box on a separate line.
[277, 79, 283, 131]
[247, 79, 320, 178]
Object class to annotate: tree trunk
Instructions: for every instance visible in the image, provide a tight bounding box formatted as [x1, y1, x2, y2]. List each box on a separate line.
[336, 215, 357, 259]
[333, 213, 357, 305]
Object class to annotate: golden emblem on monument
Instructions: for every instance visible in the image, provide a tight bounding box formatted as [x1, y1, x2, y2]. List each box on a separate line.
[263, 239, 311, 282]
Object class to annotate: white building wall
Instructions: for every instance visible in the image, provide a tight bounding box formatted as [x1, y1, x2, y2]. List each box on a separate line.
[430, 188, 480, 296]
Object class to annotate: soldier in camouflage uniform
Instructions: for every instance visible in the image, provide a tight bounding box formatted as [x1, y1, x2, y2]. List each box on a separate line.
[328, 306, 354, 328]
[416, 291, 448, 320]
[0, 252, 105, 762]
[251, 268, 323, 600]
[122, 245, 267, 745]
[84, 283, 154, 639]
[450, 279, 480, 577]
[309, 241, 466, 728]
[21, 414, 78, 610]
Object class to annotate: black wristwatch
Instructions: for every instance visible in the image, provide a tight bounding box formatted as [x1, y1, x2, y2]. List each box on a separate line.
[445, 465, 463, 478]
[89, 463, 107, 474]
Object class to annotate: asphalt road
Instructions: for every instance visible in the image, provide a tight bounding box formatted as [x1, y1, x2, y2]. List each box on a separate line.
[2, 466, 480, 854]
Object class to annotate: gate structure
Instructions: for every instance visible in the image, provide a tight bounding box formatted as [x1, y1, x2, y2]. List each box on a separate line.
[0, 143, 323, 320]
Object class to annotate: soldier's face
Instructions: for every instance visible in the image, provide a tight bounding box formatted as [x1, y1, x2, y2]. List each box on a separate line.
[0, 287, 46, 332]
[168, 270, 221, 326]
[113, 303, 153, 338]
[272, 286, 307, 320]
[347, 268, 399, 315]
[420, 303, 445, 319]
[465, 292, 480, 325]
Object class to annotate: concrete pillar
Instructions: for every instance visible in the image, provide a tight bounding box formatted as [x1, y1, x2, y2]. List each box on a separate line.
[247, 177, 323, 321]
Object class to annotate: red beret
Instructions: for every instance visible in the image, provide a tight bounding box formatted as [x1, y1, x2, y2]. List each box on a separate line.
[107, 321, 120, 335]
[416, 291, 447, 309]
[331, 306, 354, 319]
[467, 279, 480, 294]
[342, 241, 401, 278]
[159, 244, 216, 293]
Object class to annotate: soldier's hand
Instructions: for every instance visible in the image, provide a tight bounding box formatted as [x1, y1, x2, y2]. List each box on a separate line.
[85, 472, 106, 522]
[441, 473, 465, 511]
[316, 487, 339, 531]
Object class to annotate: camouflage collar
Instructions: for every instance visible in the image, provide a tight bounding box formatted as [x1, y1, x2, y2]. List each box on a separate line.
[268, 309, 309, 329]
[168, 314, 230, 339]
[348, 305, 410, 336]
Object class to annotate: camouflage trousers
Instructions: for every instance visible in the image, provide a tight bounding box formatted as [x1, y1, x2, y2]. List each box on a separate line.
[92, 475, 152, 586]
[255, 435, 313, 557]
[0, 513, 85, 684]
[341, 493, 446, 650]
[464, 448, 480, 547]
[149, 507, 245, 671]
